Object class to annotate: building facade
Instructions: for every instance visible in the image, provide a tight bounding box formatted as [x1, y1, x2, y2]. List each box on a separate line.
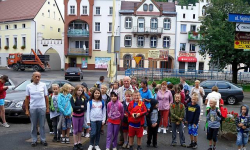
[64, 0, 121, 70]
[119, 0, 176, 70]
[175, 0, 210, 72]
[0, 0, 64, 68]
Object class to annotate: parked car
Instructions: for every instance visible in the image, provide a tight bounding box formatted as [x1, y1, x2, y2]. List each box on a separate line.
[200, 80, 244, 105]
[4, 79, 74, 119]
[65, 67, 83, 81]
[0, 74, 15, 90]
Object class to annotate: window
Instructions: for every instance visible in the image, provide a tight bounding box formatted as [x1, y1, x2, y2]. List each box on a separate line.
[108, 23, 112, 32]
[217, 82, 231, 89]
[125, 17, 132, 29]
[190, 25, 196, 32]
[83, 6, 87, 14]
[54, 12, 55, 19]
[163, 36, 170, 48]
[151, 18, 158, 29]
[163, 18, 171, 30]
[95, 22, 100, 31]
[6, 38, 9, 47]
[5, 25, 9, 30]
[58, 28, 61, 32]
[143, 4, 148, 11]
[180, 43, 186, 51]
[181, 24, 187, 33]
[124, 36, 132, 47]
[109, 7, 113, 15]
[150, 36, 157, 48]
[70, 6, 75, 14]
[136, 54, 144, 68]
[22, 37, 26, 46]
[193, 14, 195, 19]
[48, 1, 50, 4]
[50, 27, 53, 31]
[137, 36, 144, 47]
[22, 24, 26, 28]
[183, 13, 185, 18]
[75, 41, 84, 48]
[202, 6, 206, 16]
[95, 40, 100, 49]
[123, 54, 132, 69]
[190, 44, 196, 52]
[42, 25, 45, 29]
[149, 4, 153, 11]
[42, 13, 44, 16]
[14, 37, 17, 46]
[14, 24, 17, 29]
[202, 82, 216, 89]
[96, 7, 100, 15]
[48, 10, 50, 17]
[188, 62, 196, 71]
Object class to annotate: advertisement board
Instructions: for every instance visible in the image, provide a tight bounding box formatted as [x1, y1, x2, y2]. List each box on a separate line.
[95, 57, 111, 68]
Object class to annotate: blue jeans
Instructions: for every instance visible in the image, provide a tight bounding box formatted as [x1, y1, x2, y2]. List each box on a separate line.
[171, 123, 185, 145]
[236, 132, 249, 146]
[30, 108, 46, 142]
[90, 121, 102, 146]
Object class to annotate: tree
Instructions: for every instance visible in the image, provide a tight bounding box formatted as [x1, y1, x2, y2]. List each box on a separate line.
[198, 0, 250, 84]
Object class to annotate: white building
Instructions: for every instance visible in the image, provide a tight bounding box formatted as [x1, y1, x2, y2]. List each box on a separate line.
[119, 0, 177, 70]
[175, 0, 210, 72]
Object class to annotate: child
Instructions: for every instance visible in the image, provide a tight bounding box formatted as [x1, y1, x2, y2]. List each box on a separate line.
[87, 88, 106, 150]
[101, 85, 110, 134]
[0, 75, 9, 128]
[58, 83, 72, 144]
[185, 93, 200, 149]
[49, 84, 61, 142]
[146, 99, 160, 148]
[128, 91, 147, 150]
[47, 88, 53, 134]
[122, 90, 133, 149]
[82, 86, 90, 138]
[153, 88, 158, 99]
[236, 105, 250, 150]
[184, 89, 191, 107]
[71, 85, 87, 150]
[106, 92, 124, 150]
[170, 94, 186, 147]
[206, 98, 221, 150]
[151, 81, 157, 95]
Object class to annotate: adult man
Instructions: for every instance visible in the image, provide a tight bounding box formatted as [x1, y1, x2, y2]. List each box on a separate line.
[180, 77, 190, 92]
[0, 75, 10, 128]
[117, 76, 135, 145]
[95, 76, 105, 88]
[25, 72, 49, 147]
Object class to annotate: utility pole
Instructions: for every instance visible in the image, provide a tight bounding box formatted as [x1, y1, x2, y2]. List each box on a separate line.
[110, 0, 116, 83]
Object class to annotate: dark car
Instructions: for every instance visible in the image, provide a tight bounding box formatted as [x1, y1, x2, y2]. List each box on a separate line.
[65, 67, 83, 81]
[200, 80, 244, 105]
[4, 79, 74, 119]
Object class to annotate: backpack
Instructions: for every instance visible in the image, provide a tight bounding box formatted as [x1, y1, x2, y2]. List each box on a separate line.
[89, 100, 105, 110]
[207, 108, 221, 118]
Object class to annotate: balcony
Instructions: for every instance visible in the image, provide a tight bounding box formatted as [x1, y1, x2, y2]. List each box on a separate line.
[67, 48, 89, 56]
[67, 29, 89, 37]
[188, 31, 202, 41]
[132, 27, 163, 37]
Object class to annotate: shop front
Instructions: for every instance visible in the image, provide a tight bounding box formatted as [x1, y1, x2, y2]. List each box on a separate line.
[178, 52, 197, 72]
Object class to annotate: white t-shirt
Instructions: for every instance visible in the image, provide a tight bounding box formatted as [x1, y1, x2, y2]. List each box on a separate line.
[26, 82, 48, 109]
[206, 91, 221, 108]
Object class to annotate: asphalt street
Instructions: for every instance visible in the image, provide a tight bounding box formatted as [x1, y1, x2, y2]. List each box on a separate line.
[0, 69, 249, 150]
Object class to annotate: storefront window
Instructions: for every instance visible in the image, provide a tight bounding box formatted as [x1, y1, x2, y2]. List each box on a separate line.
[188, 62, 196, 72]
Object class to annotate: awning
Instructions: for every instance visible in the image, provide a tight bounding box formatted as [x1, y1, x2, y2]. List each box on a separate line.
[178, 57, 197, 62]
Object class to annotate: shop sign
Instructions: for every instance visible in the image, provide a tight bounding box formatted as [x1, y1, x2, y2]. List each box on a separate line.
[179, 52, 196, 57]
[148, 50, 168, 61]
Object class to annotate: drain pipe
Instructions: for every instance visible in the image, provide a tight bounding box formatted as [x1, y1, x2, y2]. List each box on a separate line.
[33, 19, 37, 53]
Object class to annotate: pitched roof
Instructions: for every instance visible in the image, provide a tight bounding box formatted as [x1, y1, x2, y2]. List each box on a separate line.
[121, 1, 175, 12]
[0, 0, 46, 22]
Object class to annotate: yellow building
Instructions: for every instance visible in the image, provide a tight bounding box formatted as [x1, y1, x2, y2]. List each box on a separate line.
[0, 0, 64, 67]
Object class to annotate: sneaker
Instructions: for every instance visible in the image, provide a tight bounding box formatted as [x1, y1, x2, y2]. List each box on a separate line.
[52, 137, 57, 142]
[127, 144, 130, 149]
[187, 142, 194, 148]
[88, 145, 94, 150]
[153, 145, 158, 148]
[78, 143, 84, 150]
[122, 143, 128, 148]
[95, 145, 101, 150]
[2, 122, 10, 128]
[242, 147, 246, 150]
[171, 143, 177, 146]
[73, 144, 78, 150]
[31, 141, 37, 147]
[143, 130, 147, 135]
[85, 133, 90, 138]
[181, 143, 187, 147]
[61, 137, 66, 144]
[163, 128, 167, 134]
[65, 137, 70, 144]
[113, 148, 117, 150]
[192, 142, 197, 149]
[82, 132, 85, 137]
[158, 128, 162, 133]
[49, 131, 54, 135]
[106, 149, 110, 150]
[40, 141, 48, 146]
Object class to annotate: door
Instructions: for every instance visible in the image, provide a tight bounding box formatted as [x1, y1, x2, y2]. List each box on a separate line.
[179, 62, 185, 73]
[70, 58, 77, 67]
[198, 62, 204, 73]
[148, 60, 157, 68]
[138, 18, 144, 32]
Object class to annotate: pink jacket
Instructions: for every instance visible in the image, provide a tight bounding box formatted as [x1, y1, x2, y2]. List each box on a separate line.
[157, 90, 173, 111]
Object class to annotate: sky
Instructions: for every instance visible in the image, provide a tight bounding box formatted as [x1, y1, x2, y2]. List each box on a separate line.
[55, 0, 64, 19]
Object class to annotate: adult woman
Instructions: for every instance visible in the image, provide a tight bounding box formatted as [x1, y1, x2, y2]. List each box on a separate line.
[157, 81, 173, 134]
[190, 80, 205, 114]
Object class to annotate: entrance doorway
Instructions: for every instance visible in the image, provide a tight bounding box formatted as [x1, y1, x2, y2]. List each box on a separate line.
[199, 62, 204, 73]
[70, 58, 77, 67]
[179, 62, 185, 73]
[148, 60, 157, 68]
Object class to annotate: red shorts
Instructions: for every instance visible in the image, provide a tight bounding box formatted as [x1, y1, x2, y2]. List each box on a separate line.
[128, 126, 143, 138]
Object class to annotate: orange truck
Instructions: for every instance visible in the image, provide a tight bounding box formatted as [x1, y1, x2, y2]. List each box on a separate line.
[7, 49, 50, 71]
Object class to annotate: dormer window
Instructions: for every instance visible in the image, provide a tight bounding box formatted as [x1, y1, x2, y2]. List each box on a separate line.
[149, 4, 153, 11]
[143, 4, 148, 11]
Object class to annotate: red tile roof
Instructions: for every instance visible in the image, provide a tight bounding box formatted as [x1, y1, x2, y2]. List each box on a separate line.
[121, 1, 175, 12]
[0, 0, 46, 22]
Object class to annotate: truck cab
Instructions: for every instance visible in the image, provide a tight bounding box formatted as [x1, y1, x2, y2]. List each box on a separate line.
[8, 53, 21, 67]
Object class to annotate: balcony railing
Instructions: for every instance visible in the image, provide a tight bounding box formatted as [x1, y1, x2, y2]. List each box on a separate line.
[67, 48, 89, 56]
[67, 29, 89, 37]
[132, 27, 163, 34]
[188, 31, 202, 41]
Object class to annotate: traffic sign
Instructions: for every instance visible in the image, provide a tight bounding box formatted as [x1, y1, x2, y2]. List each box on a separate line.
[234, 40, 250, 49]
[236, 23, 250, 32]
[235, 31, 250, 40]
[228, 13, 250, 23]
[133, 56, 142, 65]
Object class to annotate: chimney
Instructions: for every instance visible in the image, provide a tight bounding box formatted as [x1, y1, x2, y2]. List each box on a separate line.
[134, 3, 137, 15]
[160, 4, 163, 16]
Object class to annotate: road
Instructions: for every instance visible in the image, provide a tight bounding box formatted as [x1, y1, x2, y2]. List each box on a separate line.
[0, 69, 249, 150]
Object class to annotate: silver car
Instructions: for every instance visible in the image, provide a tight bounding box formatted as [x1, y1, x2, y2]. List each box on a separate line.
[0, 74, 15, 90]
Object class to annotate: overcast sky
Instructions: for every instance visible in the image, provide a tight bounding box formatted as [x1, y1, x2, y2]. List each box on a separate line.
[56, 0, 64, 19]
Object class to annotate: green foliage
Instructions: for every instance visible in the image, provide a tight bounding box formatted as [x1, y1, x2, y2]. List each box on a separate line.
[148, 77, 193, 86]
[178, 0, 198, 6]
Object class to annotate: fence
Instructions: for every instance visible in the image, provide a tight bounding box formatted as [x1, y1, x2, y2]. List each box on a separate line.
[125, 68, 250, 83]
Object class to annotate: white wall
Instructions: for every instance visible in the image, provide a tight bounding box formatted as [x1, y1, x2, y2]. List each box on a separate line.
[80, 0, 89, 15]
[67, 0, 77, 15]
